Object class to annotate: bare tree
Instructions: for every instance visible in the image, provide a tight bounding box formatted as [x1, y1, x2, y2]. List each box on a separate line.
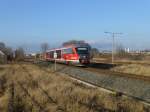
[41, 43, 49, 53]
[0, 42, 13, 62]
[62, 40, 91, 50]
[116, 44, 128, 58]
[15, 47, 25, 61]
[62, 40, 85, 46]
[0, 51, 6, 64]
[4, 47, 13, 61]
[90, 48, 99, 58]
[0, 42, 6, 52]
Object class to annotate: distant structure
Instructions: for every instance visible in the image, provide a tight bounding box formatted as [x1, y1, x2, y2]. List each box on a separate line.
[0, 50, 5, 56]
[125, 48, 130, 53]
[25, 53, 36, 58]
[0, 50, 6, 64]
[100, 50, 112, 54]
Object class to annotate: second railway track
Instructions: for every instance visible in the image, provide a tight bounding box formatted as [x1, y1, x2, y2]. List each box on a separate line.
[60, 62, 150, 82]
[31, 60, 150, 82]
[18, 64, 68, 112]
[35, 61, 150, 106]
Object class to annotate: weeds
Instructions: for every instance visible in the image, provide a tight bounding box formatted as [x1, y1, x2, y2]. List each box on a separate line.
[112, 64, 150, 76]
[0, 63, 149, 112]
[0, 75, 7, 96]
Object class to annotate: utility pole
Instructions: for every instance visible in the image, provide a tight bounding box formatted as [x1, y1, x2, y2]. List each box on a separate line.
[54, 51, 57, 71]
[104, 32, 123, 64]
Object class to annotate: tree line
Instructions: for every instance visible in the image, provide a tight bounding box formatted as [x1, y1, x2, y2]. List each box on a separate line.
[0, 42, 25, 63]
[0, 40, 100, 64]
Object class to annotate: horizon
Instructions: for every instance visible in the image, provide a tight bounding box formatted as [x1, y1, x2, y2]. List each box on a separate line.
[0, 0, 150, 52]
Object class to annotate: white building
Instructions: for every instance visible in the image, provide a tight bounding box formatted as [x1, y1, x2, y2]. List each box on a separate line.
[0, 50, 6, 64]
[125, 48, 130, 53]
[0, 50, 5, 56]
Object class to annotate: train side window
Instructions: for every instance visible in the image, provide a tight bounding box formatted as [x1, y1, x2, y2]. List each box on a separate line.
[50, 51, 54, 58]
[62, 49, 66, 54]
[46, 52, 49, 57]
[63, 48, 73, 54]
[47, 52, 50, 58]
[56, 50, 61, 58]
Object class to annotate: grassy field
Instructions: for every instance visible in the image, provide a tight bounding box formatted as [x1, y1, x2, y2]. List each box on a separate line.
[111, 64, 150, 77]
[0, 63, 149, 112]
[92, 57, 150, 77]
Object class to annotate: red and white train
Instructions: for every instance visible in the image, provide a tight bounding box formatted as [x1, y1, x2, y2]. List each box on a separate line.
[44, 45, 90, 65]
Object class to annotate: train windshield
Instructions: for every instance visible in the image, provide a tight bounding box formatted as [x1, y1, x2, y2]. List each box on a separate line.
[76, 47, 88, 54]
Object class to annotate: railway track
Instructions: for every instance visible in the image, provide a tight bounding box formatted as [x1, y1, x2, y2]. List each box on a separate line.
[19, 63, 117, 112]
[34, 61, 150, 106]
[25, 59, 150, 81]
[22, 61, 150, 105]
[16, 81, 48, 112]
[85, 64, 150, 82]
[66, 74, 150, 106]
[2, 62, 150, 111]
[2, 63, 67, 112]
[7, 64, 49, 112]
[29, 59, 150, 82]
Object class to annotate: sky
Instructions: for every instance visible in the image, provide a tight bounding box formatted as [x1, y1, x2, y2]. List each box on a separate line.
[0, 0, 150, 52]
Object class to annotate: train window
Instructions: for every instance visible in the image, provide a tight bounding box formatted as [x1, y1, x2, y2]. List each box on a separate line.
[48, 52, 50, 58]
[63, 48, 74, 54]
[76, 47, 88, 54]
[46, 52, 49, 57]
[50, 51, 54, 58]
[56, 50, 61, 58]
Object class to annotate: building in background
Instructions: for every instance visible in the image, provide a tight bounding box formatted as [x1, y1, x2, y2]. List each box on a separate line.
[125, 48, 130, 53]
[0, 50, 6, 64]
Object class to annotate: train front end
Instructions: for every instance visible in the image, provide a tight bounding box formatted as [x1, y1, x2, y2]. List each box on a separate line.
[75, 47, 90, 65]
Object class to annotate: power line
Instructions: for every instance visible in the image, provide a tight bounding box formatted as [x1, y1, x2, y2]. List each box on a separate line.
[104, 32, 123, 64]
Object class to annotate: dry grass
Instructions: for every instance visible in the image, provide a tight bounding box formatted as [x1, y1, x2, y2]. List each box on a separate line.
[112, 64, 150, 77]
[0, 63, 149, 112]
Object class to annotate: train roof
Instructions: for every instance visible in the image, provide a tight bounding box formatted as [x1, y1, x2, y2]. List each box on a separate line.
[46, 44, 90, 52]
